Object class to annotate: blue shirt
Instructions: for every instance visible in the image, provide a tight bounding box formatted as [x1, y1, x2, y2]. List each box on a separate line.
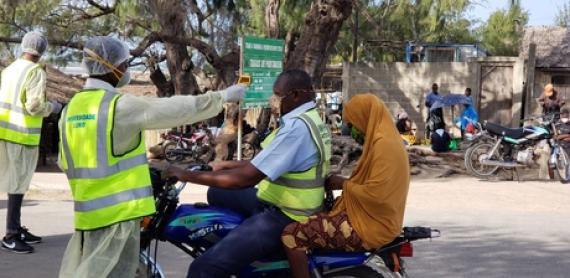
[425, 91, 443, 108]
[251, 101, 319, 181]
[460, 105, 479, 130]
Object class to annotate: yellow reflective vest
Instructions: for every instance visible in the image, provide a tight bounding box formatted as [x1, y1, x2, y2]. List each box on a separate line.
[0, 60, 44, 146]
[59, 89, 155, 230]
[257, 109, 332, 221]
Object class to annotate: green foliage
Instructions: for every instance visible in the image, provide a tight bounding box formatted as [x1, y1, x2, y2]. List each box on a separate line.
[0, 0, 531, 70]
[329, 0, 479, 63]
[555, 1, 570, 27]
[242, 0, 310, 38]
[479, 5, 528, 56]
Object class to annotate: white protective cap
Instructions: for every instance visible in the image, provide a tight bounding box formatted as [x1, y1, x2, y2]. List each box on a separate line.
[82, 36, 130, 76]
[21, 31, 48, 57]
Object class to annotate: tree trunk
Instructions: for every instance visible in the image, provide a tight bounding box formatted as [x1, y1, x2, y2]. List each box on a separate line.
[285, 0, 352, 85]
[213, 48, 240, 89]
[149, 0, 200, 95]
[283, 31, 299, 69]
[149, 64, 175, 97]
[265, 0, 281, 38]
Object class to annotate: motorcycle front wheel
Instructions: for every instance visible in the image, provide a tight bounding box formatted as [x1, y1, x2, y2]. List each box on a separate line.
[464, 142, 500, 178]
[556, 147, 570, 183]
[136, 251, 164, 278]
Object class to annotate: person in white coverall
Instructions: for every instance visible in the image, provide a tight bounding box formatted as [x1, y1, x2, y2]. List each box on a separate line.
[0, 31, 63, 254]
[57, 36, 246, 278]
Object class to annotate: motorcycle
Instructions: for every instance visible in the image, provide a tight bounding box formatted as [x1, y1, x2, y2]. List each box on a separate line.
[464, 114, 570, 182]
[137, 165, 440, 278]
[161, 127, 215, 163]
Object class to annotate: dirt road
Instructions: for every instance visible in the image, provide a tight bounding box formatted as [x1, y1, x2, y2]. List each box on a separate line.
[1, 174, 569, 277]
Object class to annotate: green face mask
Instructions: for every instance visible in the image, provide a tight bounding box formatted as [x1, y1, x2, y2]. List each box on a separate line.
[350, 126, 365, 145]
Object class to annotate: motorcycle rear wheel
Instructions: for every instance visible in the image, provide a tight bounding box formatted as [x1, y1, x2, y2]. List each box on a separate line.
[241, 142, 257, 160]
[322, 265, 391, 277]
[465, 142, 500, 178]
[163, 141, 184, 162]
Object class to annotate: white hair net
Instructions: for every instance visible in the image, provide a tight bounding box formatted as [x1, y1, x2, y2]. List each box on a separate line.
[21, 31, 47, 57]
[82, 36, 130, 76]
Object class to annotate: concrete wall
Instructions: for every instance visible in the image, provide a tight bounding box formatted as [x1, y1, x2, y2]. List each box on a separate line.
[342, 58, 525, 136]
[342, 62, 479, 136]
[475, 57, 525, 127]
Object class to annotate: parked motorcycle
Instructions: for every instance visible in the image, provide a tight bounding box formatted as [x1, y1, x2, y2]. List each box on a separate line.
[161, 127, 215, 163]
[464, 114, 569, 182]
[137, 166, 440, 278]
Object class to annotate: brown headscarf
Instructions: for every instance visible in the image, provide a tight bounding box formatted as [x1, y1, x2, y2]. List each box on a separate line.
[332, 94, 410, 249]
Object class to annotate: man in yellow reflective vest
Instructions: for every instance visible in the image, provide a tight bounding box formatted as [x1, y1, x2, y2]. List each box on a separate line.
[167, 69, 332, 277]
[57, 36, 246, 278]
[0, 31, 63, 254]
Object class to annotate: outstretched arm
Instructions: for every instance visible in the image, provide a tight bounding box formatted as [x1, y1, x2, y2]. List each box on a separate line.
[167, 162, 266, 189]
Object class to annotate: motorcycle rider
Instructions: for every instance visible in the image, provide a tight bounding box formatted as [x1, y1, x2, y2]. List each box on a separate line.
[282, 94, 410, 278]
[167, 69, 332, 278]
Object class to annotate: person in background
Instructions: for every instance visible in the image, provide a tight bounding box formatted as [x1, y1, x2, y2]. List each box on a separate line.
[281, 94, 409, 278]
[459, 99, 479, 139]
[425, 83, 444, 137]
[464, 87, 473, 103]
[539, 83, 565, 117]
[431, 128, 451, 153]
[396, 111, 416, 145]
[396, 112, 412, 134]
[57, 36, 245, 278]
[0, 31, 62, 254]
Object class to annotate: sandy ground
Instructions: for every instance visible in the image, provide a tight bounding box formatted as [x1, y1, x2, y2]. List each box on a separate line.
[1, 172, 570, 277]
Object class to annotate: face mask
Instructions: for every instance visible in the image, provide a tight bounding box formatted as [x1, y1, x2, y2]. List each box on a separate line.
[116, 69, 131, 88]
[269, 95, 282, 117]
[350, 126, 365, 145]
[562, 118, 569, 123]
[270, 92, 295, 116]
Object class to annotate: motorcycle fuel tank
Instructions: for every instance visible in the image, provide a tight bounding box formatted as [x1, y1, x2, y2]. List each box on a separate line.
[163, 203, 244, 247]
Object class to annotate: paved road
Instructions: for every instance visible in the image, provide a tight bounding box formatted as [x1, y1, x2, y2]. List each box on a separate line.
[1, 174, 570, 278]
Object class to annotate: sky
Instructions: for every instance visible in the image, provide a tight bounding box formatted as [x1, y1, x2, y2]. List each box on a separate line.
[470, 0, 566, 26]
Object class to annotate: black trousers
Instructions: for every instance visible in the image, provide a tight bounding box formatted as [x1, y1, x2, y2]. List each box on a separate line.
[5, 193, 24, 237]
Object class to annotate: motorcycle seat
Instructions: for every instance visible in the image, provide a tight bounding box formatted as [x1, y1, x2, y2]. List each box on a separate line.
[484, 122, 526, 139]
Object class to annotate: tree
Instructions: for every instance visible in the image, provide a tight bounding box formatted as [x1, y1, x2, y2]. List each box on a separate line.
[479, 3, 528, 56]
[0, 0, 356, 96]
[0, 0, 242, 97]
[285, 0, 352, 85]
[328, 0, 479, 63]
[555, 1, 570, 27]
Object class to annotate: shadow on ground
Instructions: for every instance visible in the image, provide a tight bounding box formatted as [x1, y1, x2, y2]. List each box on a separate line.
[0, 233, 71, 277]
[0, 199, 40, 210]
[405, 223, 570, 277]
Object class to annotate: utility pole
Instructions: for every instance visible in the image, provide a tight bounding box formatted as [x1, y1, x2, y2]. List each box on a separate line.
[352, 5, 358, 63]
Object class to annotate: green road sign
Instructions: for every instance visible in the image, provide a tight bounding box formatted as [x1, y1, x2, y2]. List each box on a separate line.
[241, 36, 284, 109]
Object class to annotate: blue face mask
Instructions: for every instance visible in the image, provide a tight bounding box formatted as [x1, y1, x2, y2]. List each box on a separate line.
[350, 125, 365, 145]
[116, 69, 131, 88]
